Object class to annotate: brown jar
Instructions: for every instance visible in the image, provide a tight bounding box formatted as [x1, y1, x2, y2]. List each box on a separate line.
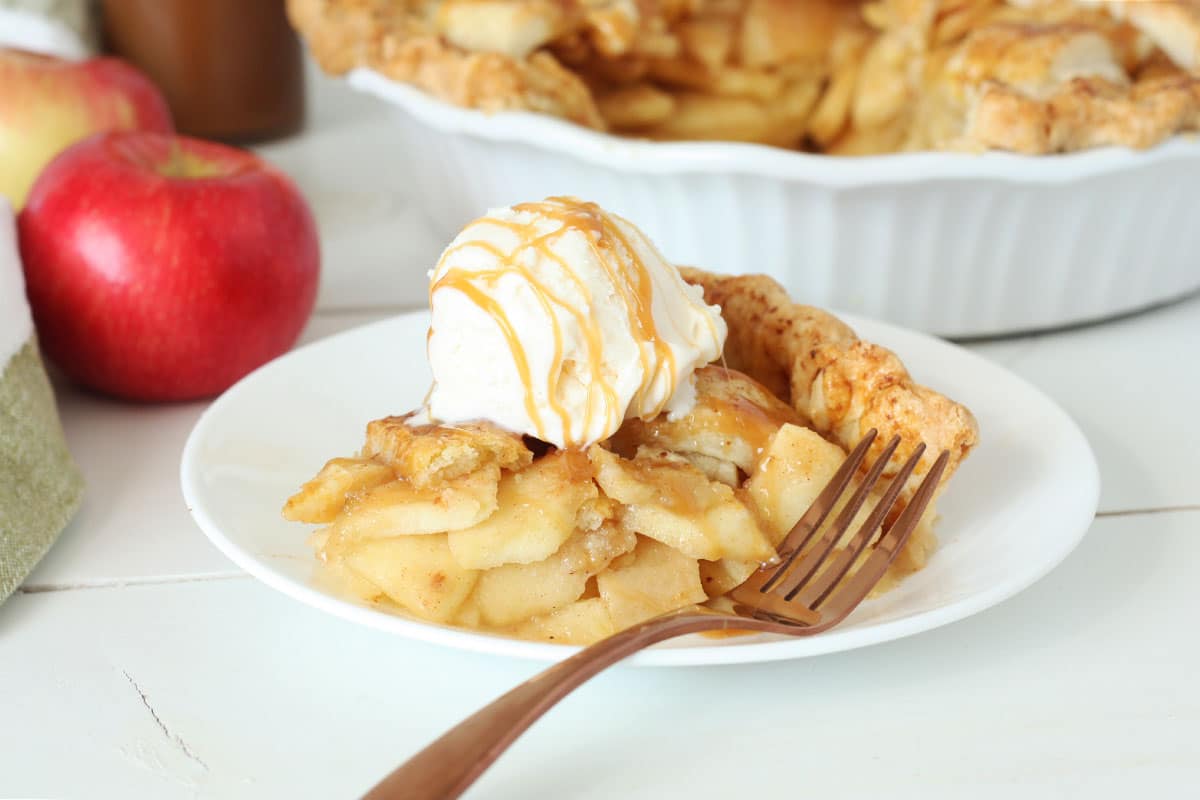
[100, 0, 305, 143]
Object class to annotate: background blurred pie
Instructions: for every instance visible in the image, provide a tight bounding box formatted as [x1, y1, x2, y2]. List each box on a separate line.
[288, 0, 1200, 153]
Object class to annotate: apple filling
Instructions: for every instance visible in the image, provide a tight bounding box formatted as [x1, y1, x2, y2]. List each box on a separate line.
[283, 365, 937, 644]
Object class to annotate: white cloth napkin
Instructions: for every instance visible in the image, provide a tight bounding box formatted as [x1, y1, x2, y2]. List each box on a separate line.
[0, 201, 32, 367]
[0, 0, 96, 58]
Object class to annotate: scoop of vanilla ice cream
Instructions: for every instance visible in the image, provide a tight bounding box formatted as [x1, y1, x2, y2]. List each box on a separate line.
[425, 197, 727, 449]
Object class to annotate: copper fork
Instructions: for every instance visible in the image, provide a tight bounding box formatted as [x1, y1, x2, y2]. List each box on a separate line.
[363, 430, 950, 800]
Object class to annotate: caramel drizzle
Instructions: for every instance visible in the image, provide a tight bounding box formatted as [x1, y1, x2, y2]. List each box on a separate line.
[517, 198, 689, 422]
[433, 273, 547, 436]
[521, 230, 619, 436]
[430, 197, 722, 447]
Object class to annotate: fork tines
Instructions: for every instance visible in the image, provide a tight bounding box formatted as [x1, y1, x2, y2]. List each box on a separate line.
[732, 430, 950, 626]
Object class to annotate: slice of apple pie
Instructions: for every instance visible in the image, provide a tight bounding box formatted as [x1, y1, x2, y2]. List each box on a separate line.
[283, 198, 978, 645]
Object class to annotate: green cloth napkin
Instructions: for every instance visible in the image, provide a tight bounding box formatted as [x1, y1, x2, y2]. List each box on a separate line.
[0, 340, 83, 601]
[0, 200, 82, 604]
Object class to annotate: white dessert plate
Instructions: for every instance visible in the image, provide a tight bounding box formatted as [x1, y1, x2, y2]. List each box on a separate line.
[181, 311, 1099, 667]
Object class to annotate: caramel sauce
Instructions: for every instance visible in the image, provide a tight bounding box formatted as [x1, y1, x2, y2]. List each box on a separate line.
[626, 455, 715, 516]
[699, 628, 757, 640]
[613, 366, 800, 470]
[433, 272, 548, 438]
[692, 392, 792, 455]
[430, 197, 722, 447]
[614, 449, 736, 553]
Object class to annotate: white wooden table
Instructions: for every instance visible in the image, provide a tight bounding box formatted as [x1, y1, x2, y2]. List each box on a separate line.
[3, 64, 1199, 800]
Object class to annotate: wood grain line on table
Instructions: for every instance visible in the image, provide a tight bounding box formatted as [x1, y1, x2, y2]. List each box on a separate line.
[122, 668, 210, 773]
[311, 304, 422, 317]
[18, 572, 250, 594]
[1096, 504, 1200, 518]
[16, 508, 1196, 598]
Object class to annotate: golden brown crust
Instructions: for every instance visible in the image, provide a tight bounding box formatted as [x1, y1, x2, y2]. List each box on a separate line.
[679, 267, 978, 502]
[287, 0, 607, 127]
[363, 414, 533, 487]
[1086, 0, 1200, 72]
[610, 364, 804, 474]
[964, 66, 1200, 153]
[906, 20, 1200, 152]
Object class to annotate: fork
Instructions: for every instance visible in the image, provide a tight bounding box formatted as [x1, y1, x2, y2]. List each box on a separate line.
[363, 430, 949, 800]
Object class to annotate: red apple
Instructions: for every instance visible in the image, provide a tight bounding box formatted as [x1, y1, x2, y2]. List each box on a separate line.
[18, 131, 319, 402]
[0, 49, 173, 209]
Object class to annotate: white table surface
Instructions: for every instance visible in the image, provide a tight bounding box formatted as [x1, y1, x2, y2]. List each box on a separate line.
[3, 62, 1199, 800]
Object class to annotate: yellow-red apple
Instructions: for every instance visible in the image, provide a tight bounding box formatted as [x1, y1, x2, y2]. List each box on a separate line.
[18, 131, 319, 402]
[0, 49, 173, 208]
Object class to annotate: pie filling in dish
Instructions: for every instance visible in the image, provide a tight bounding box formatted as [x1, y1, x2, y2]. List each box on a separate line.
[283, 197, 979, 645]
[287, 0, 1200, 154]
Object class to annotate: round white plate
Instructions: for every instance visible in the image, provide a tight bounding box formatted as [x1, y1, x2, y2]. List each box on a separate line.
[181, 311, 1099, 666]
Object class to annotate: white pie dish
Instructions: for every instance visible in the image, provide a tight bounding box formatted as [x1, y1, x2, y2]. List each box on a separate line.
[180, 309, 1099, 667]
[348, 68, 1200, 338]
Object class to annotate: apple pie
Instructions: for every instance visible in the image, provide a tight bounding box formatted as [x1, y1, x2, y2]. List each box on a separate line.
[283, 252, 978, 644]
[287, 0, 1200, 154]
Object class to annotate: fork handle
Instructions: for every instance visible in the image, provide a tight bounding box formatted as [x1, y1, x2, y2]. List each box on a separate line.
[361, 607, 731, 800]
